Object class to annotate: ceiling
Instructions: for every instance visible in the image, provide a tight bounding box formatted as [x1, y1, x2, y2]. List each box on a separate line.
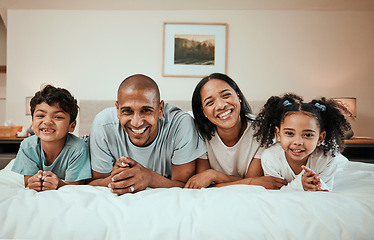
[1, 0, 374, 26]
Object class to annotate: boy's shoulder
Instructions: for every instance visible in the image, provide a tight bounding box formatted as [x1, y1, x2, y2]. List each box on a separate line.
[65, 133, 87, 148]
[19, 135, 40, 148]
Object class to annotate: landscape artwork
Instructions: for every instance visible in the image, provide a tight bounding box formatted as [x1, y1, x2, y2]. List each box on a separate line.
[174, 34, 215, 65]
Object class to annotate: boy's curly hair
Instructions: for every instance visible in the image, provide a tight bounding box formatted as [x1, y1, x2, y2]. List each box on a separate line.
[253, 93, 352, 156]
[30, 85, 79, 123]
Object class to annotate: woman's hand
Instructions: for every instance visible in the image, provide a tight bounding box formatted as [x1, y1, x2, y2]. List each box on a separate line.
[184, 169, 216, 189]
[249, 176, 287, 189]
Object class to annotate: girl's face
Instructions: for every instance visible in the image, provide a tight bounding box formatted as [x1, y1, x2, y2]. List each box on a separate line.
[275, 112, 326, 165]
[200, 78, 241, 131]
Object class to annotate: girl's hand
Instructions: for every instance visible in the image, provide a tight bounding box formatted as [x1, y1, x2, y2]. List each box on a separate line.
[41, 171, 65, 191]
[26, 170, 44, 192]
[184, 170, 215, 189]
[301, 166, 321, 191]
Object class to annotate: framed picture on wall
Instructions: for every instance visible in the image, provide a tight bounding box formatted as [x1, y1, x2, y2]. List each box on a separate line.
[163, 22, 228, 78]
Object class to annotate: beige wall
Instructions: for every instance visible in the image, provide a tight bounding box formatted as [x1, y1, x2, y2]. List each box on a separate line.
[5, 10, 374, 137]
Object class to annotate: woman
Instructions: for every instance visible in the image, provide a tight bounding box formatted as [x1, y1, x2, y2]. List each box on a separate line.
[185, 73, 286, 189]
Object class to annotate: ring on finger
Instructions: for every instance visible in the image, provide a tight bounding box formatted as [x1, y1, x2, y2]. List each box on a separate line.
[129, 185, 135, 193]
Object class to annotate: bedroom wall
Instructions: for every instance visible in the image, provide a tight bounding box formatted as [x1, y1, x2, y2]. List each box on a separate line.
[5, 10, 374, 137]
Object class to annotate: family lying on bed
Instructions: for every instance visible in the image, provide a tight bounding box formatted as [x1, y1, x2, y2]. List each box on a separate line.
[10, 73, 352, 194]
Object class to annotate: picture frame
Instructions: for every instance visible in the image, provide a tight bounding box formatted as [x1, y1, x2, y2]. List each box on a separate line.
[163, 22, 228, 78]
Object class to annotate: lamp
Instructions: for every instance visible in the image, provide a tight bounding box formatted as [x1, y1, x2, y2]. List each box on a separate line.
[26, 96, 32, 116]
[332, 97, 356, 139]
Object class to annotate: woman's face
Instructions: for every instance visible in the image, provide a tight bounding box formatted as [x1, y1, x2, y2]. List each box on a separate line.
[200, 78, 242, 131]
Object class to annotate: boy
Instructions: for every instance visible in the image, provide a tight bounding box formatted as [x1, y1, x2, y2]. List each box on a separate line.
[12, 85, 91, 191]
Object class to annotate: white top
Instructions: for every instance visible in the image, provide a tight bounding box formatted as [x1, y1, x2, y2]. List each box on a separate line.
[201, 118, 264, 178]
[261, 143, 338, 191]
[89, 103, 207, 179]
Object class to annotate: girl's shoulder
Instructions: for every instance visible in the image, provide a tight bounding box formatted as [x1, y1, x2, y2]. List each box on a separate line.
[262, 143, 283, 159]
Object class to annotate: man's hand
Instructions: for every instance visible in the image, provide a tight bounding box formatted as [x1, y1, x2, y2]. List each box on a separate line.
[109, 157, 152, 195]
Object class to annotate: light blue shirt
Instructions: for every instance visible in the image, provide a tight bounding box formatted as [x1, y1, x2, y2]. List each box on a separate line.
[89, 103, 207, 178]
[12, 133, 92, 182]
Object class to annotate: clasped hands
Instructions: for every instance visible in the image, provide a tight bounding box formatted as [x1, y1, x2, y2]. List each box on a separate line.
[108, 157, 152, 195]
[27, 170, 63, 191]
[301, 165, 328, 192]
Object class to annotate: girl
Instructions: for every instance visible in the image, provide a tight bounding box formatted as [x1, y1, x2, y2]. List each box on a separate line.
[253, 93, 352, 191]
[185, 73, 286, 189]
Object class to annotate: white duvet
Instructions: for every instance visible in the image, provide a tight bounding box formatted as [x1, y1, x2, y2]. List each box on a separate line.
[0, 158, 374, 240]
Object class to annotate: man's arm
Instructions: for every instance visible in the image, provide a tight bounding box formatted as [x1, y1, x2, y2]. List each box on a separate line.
[87, 170, 111, 187]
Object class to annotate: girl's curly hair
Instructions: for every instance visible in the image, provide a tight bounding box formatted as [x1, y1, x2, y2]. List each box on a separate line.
[253, 93, 352, 156]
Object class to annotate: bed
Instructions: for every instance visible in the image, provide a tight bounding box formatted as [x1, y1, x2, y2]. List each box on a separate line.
[1, 100, 373, 239]
[0, 157, 374, 239]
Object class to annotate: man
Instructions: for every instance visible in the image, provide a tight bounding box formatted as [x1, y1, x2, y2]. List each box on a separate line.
[88, 74, 206, 195]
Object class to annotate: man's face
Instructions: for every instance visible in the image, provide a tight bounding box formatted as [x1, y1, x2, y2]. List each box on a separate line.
[116, 88, 164, 147]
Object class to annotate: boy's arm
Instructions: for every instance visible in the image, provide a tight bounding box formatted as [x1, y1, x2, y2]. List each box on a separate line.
[41, 171, 78, 190]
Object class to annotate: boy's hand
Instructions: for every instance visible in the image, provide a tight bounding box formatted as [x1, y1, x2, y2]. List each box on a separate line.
[301, 166, 321, 191]
[41, 171, 65, 191]
[26, 170, 44, 192]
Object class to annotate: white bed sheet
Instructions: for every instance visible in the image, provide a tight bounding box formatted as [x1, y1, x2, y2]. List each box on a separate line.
[0, 158, 373, 240]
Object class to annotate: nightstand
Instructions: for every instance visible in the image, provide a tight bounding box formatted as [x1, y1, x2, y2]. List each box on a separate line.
[0, 137, 26, 169]
[343, 137, 374, 164]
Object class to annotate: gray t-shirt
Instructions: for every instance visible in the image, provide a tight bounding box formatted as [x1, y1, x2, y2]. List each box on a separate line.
[89, 103, 207, 178]
[12, 133, 92, 182]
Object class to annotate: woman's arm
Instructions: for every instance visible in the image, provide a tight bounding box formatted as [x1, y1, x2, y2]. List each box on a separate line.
[185, 158, 242, 189]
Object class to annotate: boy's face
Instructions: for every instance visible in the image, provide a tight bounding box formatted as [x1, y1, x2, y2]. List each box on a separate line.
[32, 102, 76, 144]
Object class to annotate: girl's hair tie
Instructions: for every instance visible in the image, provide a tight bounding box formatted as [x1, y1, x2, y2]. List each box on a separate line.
[283, 100, 292, 107]
[315, 102, 326, 111]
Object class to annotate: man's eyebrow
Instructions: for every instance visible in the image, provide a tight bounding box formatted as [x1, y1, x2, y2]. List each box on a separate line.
[120, 106, 155, 110]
